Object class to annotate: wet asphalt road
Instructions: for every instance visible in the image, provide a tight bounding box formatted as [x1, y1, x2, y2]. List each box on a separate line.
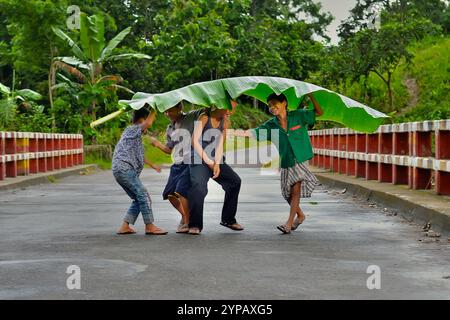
[0, 168, 449, 300]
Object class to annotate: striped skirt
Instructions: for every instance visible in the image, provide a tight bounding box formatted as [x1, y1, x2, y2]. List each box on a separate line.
[280, 161, 319, 201]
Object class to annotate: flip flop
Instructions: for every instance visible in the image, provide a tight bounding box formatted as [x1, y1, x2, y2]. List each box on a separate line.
[116, 231, 136, 235]
[145, 229, 168, 236]
[176, 224, 190, 234]
[291, 217, 305, 231]
[188, 228, 201, 235]
[277, 225, 292, 235]
[220, 222, 244, 231]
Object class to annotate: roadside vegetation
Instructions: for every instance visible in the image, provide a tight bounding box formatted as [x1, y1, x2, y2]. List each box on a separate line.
[1, 0, 448, 166]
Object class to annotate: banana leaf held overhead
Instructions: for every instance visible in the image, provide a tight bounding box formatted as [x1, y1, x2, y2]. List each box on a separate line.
[110, 76, 388, 133]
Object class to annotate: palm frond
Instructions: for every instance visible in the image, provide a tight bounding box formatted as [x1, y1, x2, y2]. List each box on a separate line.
[15, 89, 42, 101]
[120, 76, 389, 133]
[53, 56, 89, 70]
[52, 27, 86, 61]
[80, 13, 105, 62]
[109, 84, 135, 94]
[104, 53, 151, 62]
[0, 98, 16, 128]
[52, 61, 87, 83]
[97, 75, 123, 84]
[0, 82, 11, 95]
[100, 27, 132, 61]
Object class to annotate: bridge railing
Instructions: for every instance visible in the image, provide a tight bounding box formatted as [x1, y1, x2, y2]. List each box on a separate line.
[0, 132, 84, 181]
[309, 120, 450, 196]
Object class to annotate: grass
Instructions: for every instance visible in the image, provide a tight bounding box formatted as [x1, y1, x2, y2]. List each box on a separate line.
[143, 135, 172, 165]
[47, 176, 57, 183]
[84, 154, 112, 170]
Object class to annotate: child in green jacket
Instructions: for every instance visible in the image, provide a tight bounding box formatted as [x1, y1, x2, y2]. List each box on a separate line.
[230, 93, 323, 234]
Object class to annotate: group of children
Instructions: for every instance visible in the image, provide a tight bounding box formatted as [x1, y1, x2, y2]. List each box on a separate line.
[112, 93, 323, 235]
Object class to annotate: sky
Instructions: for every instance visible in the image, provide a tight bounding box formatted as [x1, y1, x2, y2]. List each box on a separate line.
[317, 0, 357, 44]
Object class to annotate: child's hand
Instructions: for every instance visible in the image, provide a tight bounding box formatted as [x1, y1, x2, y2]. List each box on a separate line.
[153, 165, 162, 173]
[212, 164, 221, 179]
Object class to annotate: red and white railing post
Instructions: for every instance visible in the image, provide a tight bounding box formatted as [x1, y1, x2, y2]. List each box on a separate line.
[0, 132, 5, 180]
[0, 132, 84, 181]
[309, 120, 450, 196]
[435, 121, 450, 195]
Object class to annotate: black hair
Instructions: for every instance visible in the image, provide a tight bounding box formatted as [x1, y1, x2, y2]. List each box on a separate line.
[267, 93, 287, 104]
[132, 107, 150, 124]
[166, 102, 184, 111]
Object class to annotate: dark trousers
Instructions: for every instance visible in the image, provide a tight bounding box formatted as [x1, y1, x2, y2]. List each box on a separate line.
[188, 163, 241, 230]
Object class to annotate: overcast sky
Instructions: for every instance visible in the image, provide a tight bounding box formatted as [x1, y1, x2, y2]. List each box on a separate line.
[317, 0, 357, 44]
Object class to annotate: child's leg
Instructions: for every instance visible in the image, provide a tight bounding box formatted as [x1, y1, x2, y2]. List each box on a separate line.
[119, 172, 166, 234]
[178, 195, 190, 225]
[114, 171, 141, 234]
[286, 182, 301, 230]
[168, 194, 186, 223]
[296, 206, 306, 223]
[135, 185, 154, 226]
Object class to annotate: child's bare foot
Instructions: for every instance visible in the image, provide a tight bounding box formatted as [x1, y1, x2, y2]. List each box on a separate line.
[117, 222, 136, 235]
[145, 224, 168, 235]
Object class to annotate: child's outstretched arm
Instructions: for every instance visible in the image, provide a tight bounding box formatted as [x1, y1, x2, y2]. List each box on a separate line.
[308, 93, 324, 117]
[227, 129, 253, 138]
[150, 137, 172, 155]
[144, 158, 161, 173]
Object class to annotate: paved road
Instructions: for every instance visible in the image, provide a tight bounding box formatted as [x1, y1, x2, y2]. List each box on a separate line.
[0, 168, 449, 300]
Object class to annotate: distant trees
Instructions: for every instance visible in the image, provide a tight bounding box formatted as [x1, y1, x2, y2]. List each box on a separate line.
[331, 0, 445, 111]
[0, 0, 448, 133]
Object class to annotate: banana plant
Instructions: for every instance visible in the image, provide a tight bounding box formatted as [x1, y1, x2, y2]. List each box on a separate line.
[94, 76, 389, 133]
[50, 13, 150, 122]
[0, 71, 43, 129]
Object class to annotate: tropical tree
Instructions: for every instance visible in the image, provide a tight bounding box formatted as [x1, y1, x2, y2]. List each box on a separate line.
[0, 71, 43, 129]
[340, 17, 439, 111]
[50, 13, 150, 123]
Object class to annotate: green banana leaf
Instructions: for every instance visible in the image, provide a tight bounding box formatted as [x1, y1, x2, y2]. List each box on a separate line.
[119, 76, 388, 133]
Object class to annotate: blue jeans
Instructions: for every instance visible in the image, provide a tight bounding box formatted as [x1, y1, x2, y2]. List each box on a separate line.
[113, 169, 154, 225]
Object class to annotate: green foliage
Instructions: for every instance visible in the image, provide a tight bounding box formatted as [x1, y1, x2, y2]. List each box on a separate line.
[230, 104, 271, 130]
[396, 37, 450, 121]
[0, 74, 45, 130]
[0, 0, 448, 145]
[50, 12, 150, 124]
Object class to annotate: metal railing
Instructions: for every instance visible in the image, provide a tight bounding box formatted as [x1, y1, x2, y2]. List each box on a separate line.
[0, 132, 84, 181]
[309, 120, 450, 195]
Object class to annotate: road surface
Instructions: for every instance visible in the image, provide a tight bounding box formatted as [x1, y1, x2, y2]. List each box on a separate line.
[0, 168, 449, 299]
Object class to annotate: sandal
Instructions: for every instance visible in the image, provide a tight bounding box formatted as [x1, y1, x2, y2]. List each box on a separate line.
[145, 228, 168, 236]
[220, 222, 244, 231]
[188, 228, 201, 235]
[277, 225, 292, 235]
[116, 230, 136, 235]
[291, 216, 305, 231]
[176, 224, 190, 234]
